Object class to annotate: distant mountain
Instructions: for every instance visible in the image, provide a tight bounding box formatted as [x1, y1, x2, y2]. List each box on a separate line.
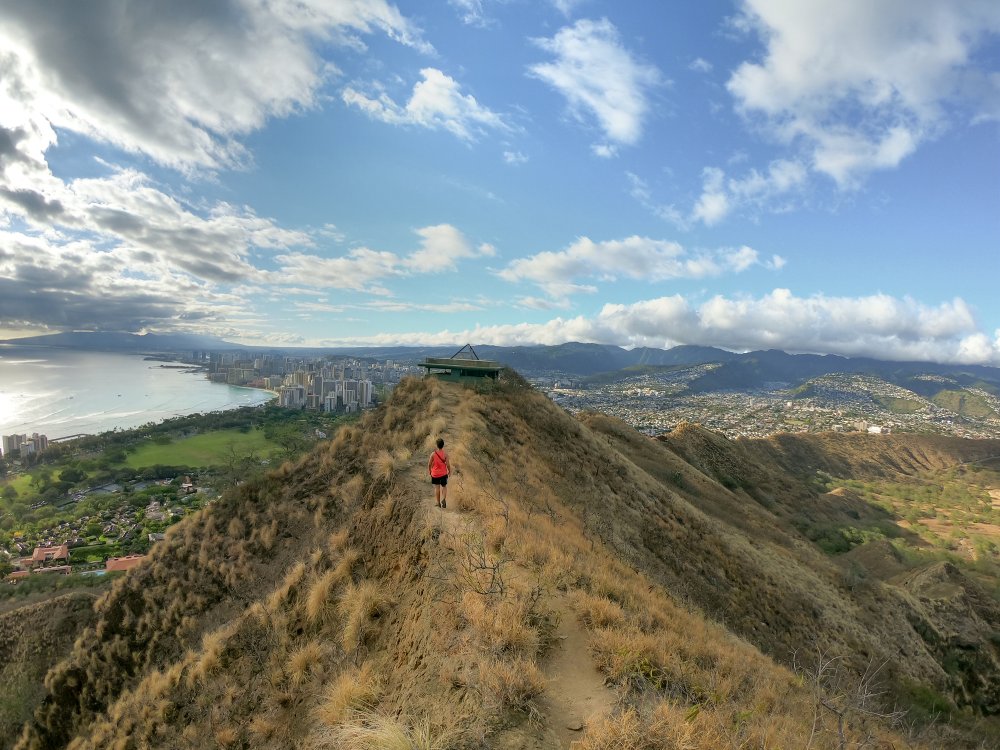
[0, 331, 236, 351]
[685, 349, 1000, 394]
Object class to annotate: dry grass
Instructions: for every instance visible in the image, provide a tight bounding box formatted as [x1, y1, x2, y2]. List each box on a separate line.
[459, 590, 540, 658]
[315, 662, 381, 727]
[477, 658, 546, 715]
[339, 581, 393, 653]
[315, 711, 461, 750]
[306, 565, 347, 626]
[287, 640, 326, 687]
[16, 375, 993, 750]
[369, 447, 412, 483]
[568, 590, 628, 629]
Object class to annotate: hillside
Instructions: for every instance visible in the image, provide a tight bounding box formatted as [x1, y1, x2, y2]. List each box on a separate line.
[0, 593, 98, 749]
[7, 376, 1000, 748]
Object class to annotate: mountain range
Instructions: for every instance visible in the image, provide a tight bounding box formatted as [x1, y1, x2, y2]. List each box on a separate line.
[6, 333, 1000, 394]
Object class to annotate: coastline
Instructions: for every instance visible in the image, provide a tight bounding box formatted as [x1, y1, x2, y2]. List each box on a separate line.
[0, 346, 276, 439]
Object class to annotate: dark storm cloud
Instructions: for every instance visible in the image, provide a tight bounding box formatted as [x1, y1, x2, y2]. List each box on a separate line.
[0, 0, 429, 170]
[0, 276, 173, 332]
[0, 126, 29, 168]
[0, 187, 64, 219]
[0, 1, 249, 168]
[0, 256, 219, 333]
[89, 206, 146, 234]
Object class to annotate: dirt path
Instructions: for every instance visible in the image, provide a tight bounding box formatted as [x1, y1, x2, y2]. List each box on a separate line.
[989, 488, 1000, 510]
[538, 596, 617, 748]
[403, 383, 616, 748]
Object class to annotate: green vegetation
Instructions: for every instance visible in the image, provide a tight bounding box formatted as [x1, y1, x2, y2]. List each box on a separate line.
[583, 363, 689, 387]
[123, 428, 280, 468]
[0, 404, 358, 588]
[873, 394, 925, 414]
[815, 465, 1000, 602]
[931, 389, 997, 418]
[0, 572, 119, 607]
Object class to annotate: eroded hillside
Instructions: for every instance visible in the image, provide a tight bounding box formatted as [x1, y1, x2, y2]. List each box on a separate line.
[11, 375, 1000, 749]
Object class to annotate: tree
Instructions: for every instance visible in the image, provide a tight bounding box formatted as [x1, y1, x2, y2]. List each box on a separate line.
[60, 467, 86, 484]
[794, 648, 906, 749]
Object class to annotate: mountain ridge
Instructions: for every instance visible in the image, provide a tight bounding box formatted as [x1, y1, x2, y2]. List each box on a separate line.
[6, 333, 998, 388]
[7, 374, 999, 748]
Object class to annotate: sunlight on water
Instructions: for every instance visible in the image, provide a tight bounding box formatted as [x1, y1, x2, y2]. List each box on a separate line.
[0, 346, 274, 438]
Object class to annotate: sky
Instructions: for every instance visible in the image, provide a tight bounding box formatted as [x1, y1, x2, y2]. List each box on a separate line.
[0, 0, 998, 364]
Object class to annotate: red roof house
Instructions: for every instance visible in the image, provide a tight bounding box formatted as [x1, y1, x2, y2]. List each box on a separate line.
[31, 544, 70, 564]
[105, 555, 146, 572]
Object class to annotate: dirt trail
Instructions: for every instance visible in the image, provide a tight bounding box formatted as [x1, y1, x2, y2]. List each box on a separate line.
[402, 383, 616, 748]
[989, 488, 1000, 510]
[538, 596, 617, 748]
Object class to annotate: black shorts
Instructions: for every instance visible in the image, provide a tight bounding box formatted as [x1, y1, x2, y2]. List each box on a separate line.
[431, 474, 448, 486]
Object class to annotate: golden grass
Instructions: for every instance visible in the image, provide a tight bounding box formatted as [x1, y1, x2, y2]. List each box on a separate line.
[266, 560, 307, 612]
[18, 376, 986, 750]
[477, 657, 546, 715]
[315, 662, 381, 727]
[305, 568, 342, 626]
[459, 590, 540, 658]
[287, 640, 326, 687]
[316, 712, 461, 750]
[339, 581, 392, 653]
[568, 590, 628, 629]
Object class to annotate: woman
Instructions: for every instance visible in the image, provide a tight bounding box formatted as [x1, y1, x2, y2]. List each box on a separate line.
[427, 437, 450, 508]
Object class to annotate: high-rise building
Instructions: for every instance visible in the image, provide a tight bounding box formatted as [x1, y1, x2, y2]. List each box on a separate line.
[359, 380, 373, 407]
[279, 385, 306, 408]
[2, 434, 28, 456]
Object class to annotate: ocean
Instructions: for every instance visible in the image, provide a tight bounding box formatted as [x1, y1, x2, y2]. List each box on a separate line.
[0, 346, 274, 440]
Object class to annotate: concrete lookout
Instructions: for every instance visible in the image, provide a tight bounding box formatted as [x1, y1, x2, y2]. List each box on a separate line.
[419, 344, 503, 384]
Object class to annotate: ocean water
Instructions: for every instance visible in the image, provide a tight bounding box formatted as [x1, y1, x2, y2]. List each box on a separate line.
[0, 346, 274, 440]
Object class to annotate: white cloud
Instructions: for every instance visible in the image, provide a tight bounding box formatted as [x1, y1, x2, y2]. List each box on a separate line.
[529, 18, 662, 152]
[691, 158, 807, 225]
[342, 68, 509, 141]
[551, 0, 584, 17]
[294, 301, 347, 313]
[625, 172, 685, 226]
[364, 300, 484, 313]
[498, 235, 771, 303]
[727, 0, 1000, 186]
[0, 0, 430, 171]
[403, 224, 496, 271]
[274, 224, 490, 294]
[689, 57, 713, 74]
[319, 290, 1000, 366]
[449, 0, 488, 26]
[503, 150, 529, 164]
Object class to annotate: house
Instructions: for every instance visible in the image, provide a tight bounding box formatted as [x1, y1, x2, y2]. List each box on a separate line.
[4, 570, 30, 583]
[106, 555, 146, 572]
[31, 544, 70, 565]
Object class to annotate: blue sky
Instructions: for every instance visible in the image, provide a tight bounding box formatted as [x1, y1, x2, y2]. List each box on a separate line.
[0, 0, 998, 363]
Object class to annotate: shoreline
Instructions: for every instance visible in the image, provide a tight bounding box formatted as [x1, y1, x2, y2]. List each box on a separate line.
[0, 348, 277, 440]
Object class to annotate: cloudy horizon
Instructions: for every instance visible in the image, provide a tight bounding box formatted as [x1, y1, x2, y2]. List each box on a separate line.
[0, 1, 998, 365]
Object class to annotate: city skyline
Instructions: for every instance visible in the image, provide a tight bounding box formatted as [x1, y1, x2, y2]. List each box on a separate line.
[0, 2, 998, 364]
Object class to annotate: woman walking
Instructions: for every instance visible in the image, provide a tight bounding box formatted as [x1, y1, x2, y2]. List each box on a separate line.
[428, 438, 450, 508]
